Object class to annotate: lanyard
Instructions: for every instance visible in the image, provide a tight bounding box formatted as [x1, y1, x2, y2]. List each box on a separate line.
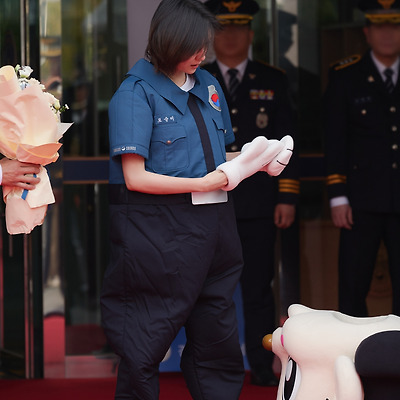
[187, 93, 216, 173]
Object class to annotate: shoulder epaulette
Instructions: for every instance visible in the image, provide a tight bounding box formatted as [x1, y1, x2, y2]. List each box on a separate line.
[330, 55, 361, 71]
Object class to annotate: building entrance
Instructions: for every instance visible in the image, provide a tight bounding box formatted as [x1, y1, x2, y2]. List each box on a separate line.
[0, 0, 392, 380]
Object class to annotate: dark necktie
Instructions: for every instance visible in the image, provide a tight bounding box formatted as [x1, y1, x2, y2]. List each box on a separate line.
[384, 68, 395, 93]
[228, 68, 240, 101]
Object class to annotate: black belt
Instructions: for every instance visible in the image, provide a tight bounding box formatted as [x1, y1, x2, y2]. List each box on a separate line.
[109, 184, 192, 205]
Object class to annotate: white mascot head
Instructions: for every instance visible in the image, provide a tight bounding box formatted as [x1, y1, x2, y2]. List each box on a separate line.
[263, 304, 400, 400]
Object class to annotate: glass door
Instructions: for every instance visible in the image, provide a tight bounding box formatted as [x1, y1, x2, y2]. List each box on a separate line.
[2, 0, 389, 381]
[42, 0, 127, 378]
[0, 0, 43, 379]
[1, 0, 128, 379]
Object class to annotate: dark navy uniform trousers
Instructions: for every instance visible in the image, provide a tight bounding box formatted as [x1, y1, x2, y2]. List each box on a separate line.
[101, 186, 245, 399]
[339, 209, 400, 317]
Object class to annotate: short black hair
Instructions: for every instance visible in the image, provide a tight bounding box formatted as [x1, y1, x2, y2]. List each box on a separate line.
[145, 0, 219, 76]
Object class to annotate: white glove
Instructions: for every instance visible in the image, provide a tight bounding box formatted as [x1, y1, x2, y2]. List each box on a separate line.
[217, 135, 294, 191]
[260, 135, 294, 176]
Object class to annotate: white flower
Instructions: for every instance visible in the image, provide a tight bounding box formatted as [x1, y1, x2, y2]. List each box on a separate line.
[53, 99, 61, 110]
[17, 65, 33, 79]
[14, 65, 68, 116]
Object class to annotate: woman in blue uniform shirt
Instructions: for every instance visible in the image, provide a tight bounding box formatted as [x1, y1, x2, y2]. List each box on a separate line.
[101, 0, 245, 399]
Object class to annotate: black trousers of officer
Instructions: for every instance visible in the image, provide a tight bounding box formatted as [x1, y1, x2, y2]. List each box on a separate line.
[339, 209, 400, 317]
[236, 217, 276, 373]
[101, 188, 245, 400]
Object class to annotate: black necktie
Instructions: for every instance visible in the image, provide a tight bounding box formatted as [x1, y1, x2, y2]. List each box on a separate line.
[384, 68, 395, 93]
[228, 68, 240, 101]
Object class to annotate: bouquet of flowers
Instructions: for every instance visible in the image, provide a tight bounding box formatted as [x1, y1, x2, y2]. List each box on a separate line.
[0, 64, 72, 234]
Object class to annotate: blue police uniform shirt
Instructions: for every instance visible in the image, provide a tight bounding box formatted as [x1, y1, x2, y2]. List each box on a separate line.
[109, 58, 235, 184]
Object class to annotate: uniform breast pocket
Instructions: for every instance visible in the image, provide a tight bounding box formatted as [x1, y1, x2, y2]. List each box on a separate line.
[150, 124, 189, 173]
[211, 116, 228, 158]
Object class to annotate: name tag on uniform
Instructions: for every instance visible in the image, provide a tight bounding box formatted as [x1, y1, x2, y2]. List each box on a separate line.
[191, 190, 228, 205]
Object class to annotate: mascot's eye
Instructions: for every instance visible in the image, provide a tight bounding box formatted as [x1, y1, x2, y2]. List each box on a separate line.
[283, 357, 301, 400]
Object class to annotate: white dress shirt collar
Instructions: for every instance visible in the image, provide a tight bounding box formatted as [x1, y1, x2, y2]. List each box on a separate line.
[371, 51, 400, 84]
[216, 59, 248, 87]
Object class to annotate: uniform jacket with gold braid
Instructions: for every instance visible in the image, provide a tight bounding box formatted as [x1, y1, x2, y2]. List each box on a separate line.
[324, 51, 400, 213]
[203, 60, 299, 219]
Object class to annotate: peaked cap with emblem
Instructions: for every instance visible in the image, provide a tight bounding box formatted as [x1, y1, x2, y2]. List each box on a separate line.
[204, 0, 260, 25]
[358, 0, 400, 24]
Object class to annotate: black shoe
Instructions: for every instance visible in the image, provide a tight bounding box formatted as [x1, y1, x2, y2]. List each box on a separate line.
[250, 369, 279, 387]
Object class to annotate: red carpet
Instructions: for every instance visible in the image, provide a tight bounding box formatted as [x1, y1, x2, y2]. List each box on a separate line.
[0, 372, 278, 399]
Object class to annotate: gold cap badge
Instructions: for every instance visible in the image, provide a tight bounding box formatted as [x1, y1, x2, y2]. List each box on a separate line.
[222, 1, 242, 12]
[378, 0, 395, 9]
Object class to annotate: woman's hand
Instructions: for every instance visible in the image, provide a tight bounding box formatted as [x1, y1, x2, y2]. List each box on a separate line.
[199, 170, 228, 192]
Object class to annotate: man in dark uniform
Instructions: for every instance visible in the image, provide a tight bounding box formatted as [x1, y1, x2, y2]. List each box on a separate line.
[204, 0, 300, 386]
[324, 0, 400, 317]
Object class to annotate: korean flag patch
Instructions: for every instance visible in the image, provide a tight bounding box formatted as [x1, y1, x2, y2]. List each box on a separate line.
[208, 85, 221, 112]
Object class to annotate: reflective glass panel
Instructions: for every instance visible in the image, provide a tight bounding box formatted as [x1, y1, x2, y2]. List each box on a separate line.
[61, 0, 128, 157]
[60, 0, 127, 372]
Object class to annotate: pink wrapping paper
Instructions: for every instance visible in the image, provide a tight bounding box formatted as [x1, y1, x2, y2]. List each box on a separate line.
[0, 65, 71, 234]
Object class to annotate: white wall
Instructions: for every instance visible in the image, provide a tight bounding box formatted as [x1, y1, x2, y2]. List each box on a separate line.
[127, 0, 207, 68]
[127, 0, 160, 67]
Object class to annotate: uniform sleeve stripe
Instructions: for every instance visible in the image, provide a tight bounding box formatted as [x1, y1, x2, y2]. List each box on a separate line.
[279, 179, 300, 194]
[326, 174, 347, 185]
[279, 179, 299, 185]
[279, 184, 300, 190]
[279, 188, 300, 194]
[279, 179, 300, 186]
